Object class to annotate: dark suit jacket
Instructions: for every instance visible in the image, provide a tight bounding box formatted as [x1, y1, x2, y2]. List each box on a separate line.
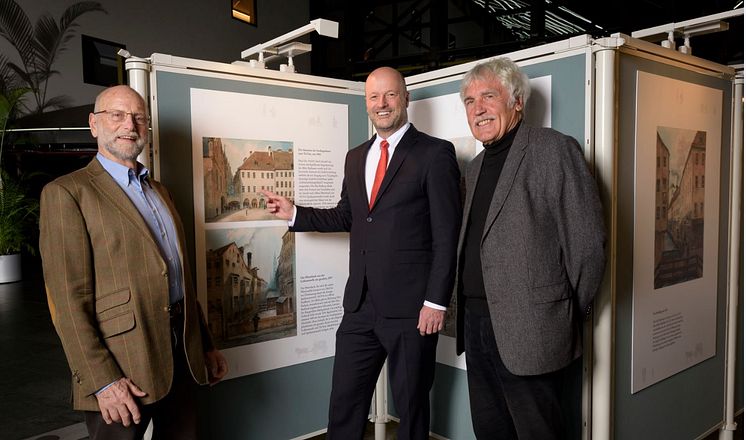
[40, 158, 212, 411]
[293, 125, 461, 317]
[456, 124, 606, 376]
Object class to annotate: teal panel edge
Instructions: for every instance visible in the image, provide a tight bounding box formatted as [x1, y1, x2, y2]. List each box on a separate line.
[408, 53, 587, 145]
[199, 357, 334, 439]
[155, 70, 368, 271]
[615, 54, 734, 440]
[430, 364, 475, 439]
[408, 53, 588, 440]
[154, 70, 368, 440]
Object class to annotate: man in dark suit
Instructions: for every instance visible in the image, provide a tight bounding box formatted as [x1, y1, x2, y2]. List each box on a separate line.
[456, 58, 606, 439]
[40, 85, 228, 439]
[261, 67, 461, 439]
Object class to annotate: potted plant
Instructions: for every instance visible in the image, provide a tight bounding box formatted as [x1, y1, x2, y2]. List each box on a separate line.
[0, 87, 37, 283]
[0, 0, 105, 282]
[0, 172, 38, 283]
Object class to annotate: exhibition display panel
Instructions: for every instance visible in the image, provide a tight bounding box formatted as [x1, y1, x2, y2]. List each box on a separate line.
[136, 31, 740, 439]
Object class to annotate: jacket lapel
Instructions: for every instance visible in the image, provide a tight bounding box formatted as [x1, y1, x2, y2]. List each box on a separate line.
[86, 158, 158, 248]
[457, 150, 484, 255]
[481, 124, 528, 243]
[369, 125, 417, 211]
[358, 136, 375, 206]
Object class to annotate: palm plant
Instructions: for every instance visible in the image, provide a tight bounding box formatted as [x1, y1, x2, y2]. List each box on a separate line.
[0, 172, 38, 255]
[0, 85, 36, 256]
[0, 0, 106, 114]
[0, 85, 29, 176]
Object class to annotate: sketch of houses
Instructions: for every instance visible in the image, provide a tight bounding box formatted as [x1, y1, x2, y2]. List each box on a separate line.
[203, 137, 234, 220]
[654, 127, 706, 289]
[202, 137, 294, 222]
[206, 242, 266, 345]
[206, 228, 297, 349]
[654, 134, 670, 269]
[236, 147, 294, 209]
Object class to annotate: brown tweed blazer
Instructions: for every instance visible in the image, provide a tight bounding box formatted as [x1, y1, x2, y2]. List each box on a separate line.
[40, 158, 211, 411]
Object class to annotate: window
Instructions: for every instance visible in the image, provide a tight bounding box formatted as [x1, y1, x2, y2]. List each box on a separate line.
[81, 35, 126, 86]
[232, 0, 257, 25]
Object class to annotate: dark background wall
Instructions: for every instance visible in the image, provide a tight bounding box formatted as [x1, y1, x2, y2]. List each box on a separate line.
[2, 0, 311, 109]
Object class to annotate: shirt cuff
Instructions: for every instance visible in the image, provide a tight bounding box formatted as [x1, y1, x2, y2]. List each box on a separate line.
[288, 206, 297, 227]
[95, 379, 120, 395]
[424, 300, 446, 311]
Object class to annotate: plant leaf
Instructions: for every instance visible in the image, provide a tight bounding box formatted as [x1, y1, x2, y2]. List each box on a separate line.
[0, 172, 39, 255]
[0, 0, 35, 71]
[0, 0, 106, 113]
[41, 94, 72, 112]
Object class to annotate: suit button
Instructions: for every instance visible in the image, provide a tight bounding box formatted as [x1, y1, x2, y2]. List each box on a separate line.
[361, 250, 366, 255]
[366, 217, 372, 222]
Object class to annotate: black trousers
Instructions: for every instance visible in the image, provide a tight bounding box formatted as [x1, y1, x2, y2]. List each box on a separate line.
[85, 312, 199, 440]
[327, 292, 438, 440]
[464, 306, 565, 440]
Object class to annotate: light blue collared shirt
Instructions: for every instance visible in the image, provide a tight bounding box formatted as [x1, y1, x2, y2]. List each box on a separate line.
[97, 153, 184, 304]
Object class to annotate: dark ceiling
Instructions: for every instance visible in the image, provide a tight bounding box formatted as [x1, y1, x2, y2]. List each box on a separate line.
[309, 0, 743, 80]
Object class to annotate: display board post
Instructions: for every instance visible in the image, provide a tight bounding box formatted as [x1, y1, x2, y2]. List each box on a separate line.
[720, 71, 743, 440]
[124, 55, 152, 170]
[591, 42, 618, 440]
[147, 54, 369, 439]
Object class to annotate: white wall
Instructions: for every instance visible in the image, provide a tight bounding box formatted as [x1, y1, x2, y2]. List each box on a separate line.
[5, 0, 310, 109]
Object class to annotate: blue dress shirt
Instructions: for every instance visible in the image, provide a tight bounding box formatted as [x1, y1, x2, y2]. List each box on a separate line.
[97, 153, 185, 304]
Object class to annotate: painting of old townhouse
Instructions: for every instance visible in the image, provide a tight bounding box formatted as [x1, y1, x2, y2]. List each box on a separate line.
[203, 137, 294, 222]
[205, 227, 296, 349]
[653, 127, 706, 289]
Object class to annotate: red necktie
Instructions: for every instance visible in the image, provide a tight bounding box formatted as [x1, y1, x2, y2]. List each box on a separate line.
[369, 139, 389, 208]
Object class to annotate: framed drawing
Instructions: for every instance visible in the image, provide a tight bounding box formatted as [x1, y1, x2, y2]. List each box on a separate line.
[631, 71, 723, 393]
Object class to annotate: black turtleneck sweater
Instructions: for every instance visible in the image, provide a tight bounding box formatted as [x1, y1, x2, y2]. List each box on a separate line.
[461, 123, 520, 312]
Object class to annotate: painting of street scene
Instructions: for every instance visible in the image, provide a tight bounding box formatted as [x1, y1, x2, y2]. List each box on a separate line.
[203, 137, 294, 222]
[653, 127, 706, 289]
[205, 226, 296, 349]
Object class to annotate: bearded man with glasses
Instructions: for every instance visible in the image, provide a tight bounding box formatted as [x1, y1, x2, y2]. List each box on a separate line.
[39, 85, 228, 440]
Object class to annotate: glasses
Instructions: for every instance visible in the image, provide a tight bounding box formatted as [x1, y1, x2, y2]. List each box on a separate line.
[94, 110, 150, 126]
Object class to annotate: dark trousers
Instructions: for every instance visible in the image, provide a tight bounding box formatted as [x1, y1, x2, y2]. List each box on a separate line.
[85, 311, 199, 440]
[327, 293, 438, 440]
[464, 306, 565, 440]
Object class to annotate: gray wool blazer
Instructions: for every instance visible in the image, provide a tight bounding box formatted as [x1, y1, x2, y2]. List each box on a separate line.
[456, 123, 606, 376]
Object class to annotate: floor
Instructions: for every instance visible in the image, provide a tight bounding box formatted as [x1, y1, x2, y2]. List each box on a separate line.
[0, 261, 411, 440]
[0, 264, 84, 440]
[2, 259, 743, 440]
